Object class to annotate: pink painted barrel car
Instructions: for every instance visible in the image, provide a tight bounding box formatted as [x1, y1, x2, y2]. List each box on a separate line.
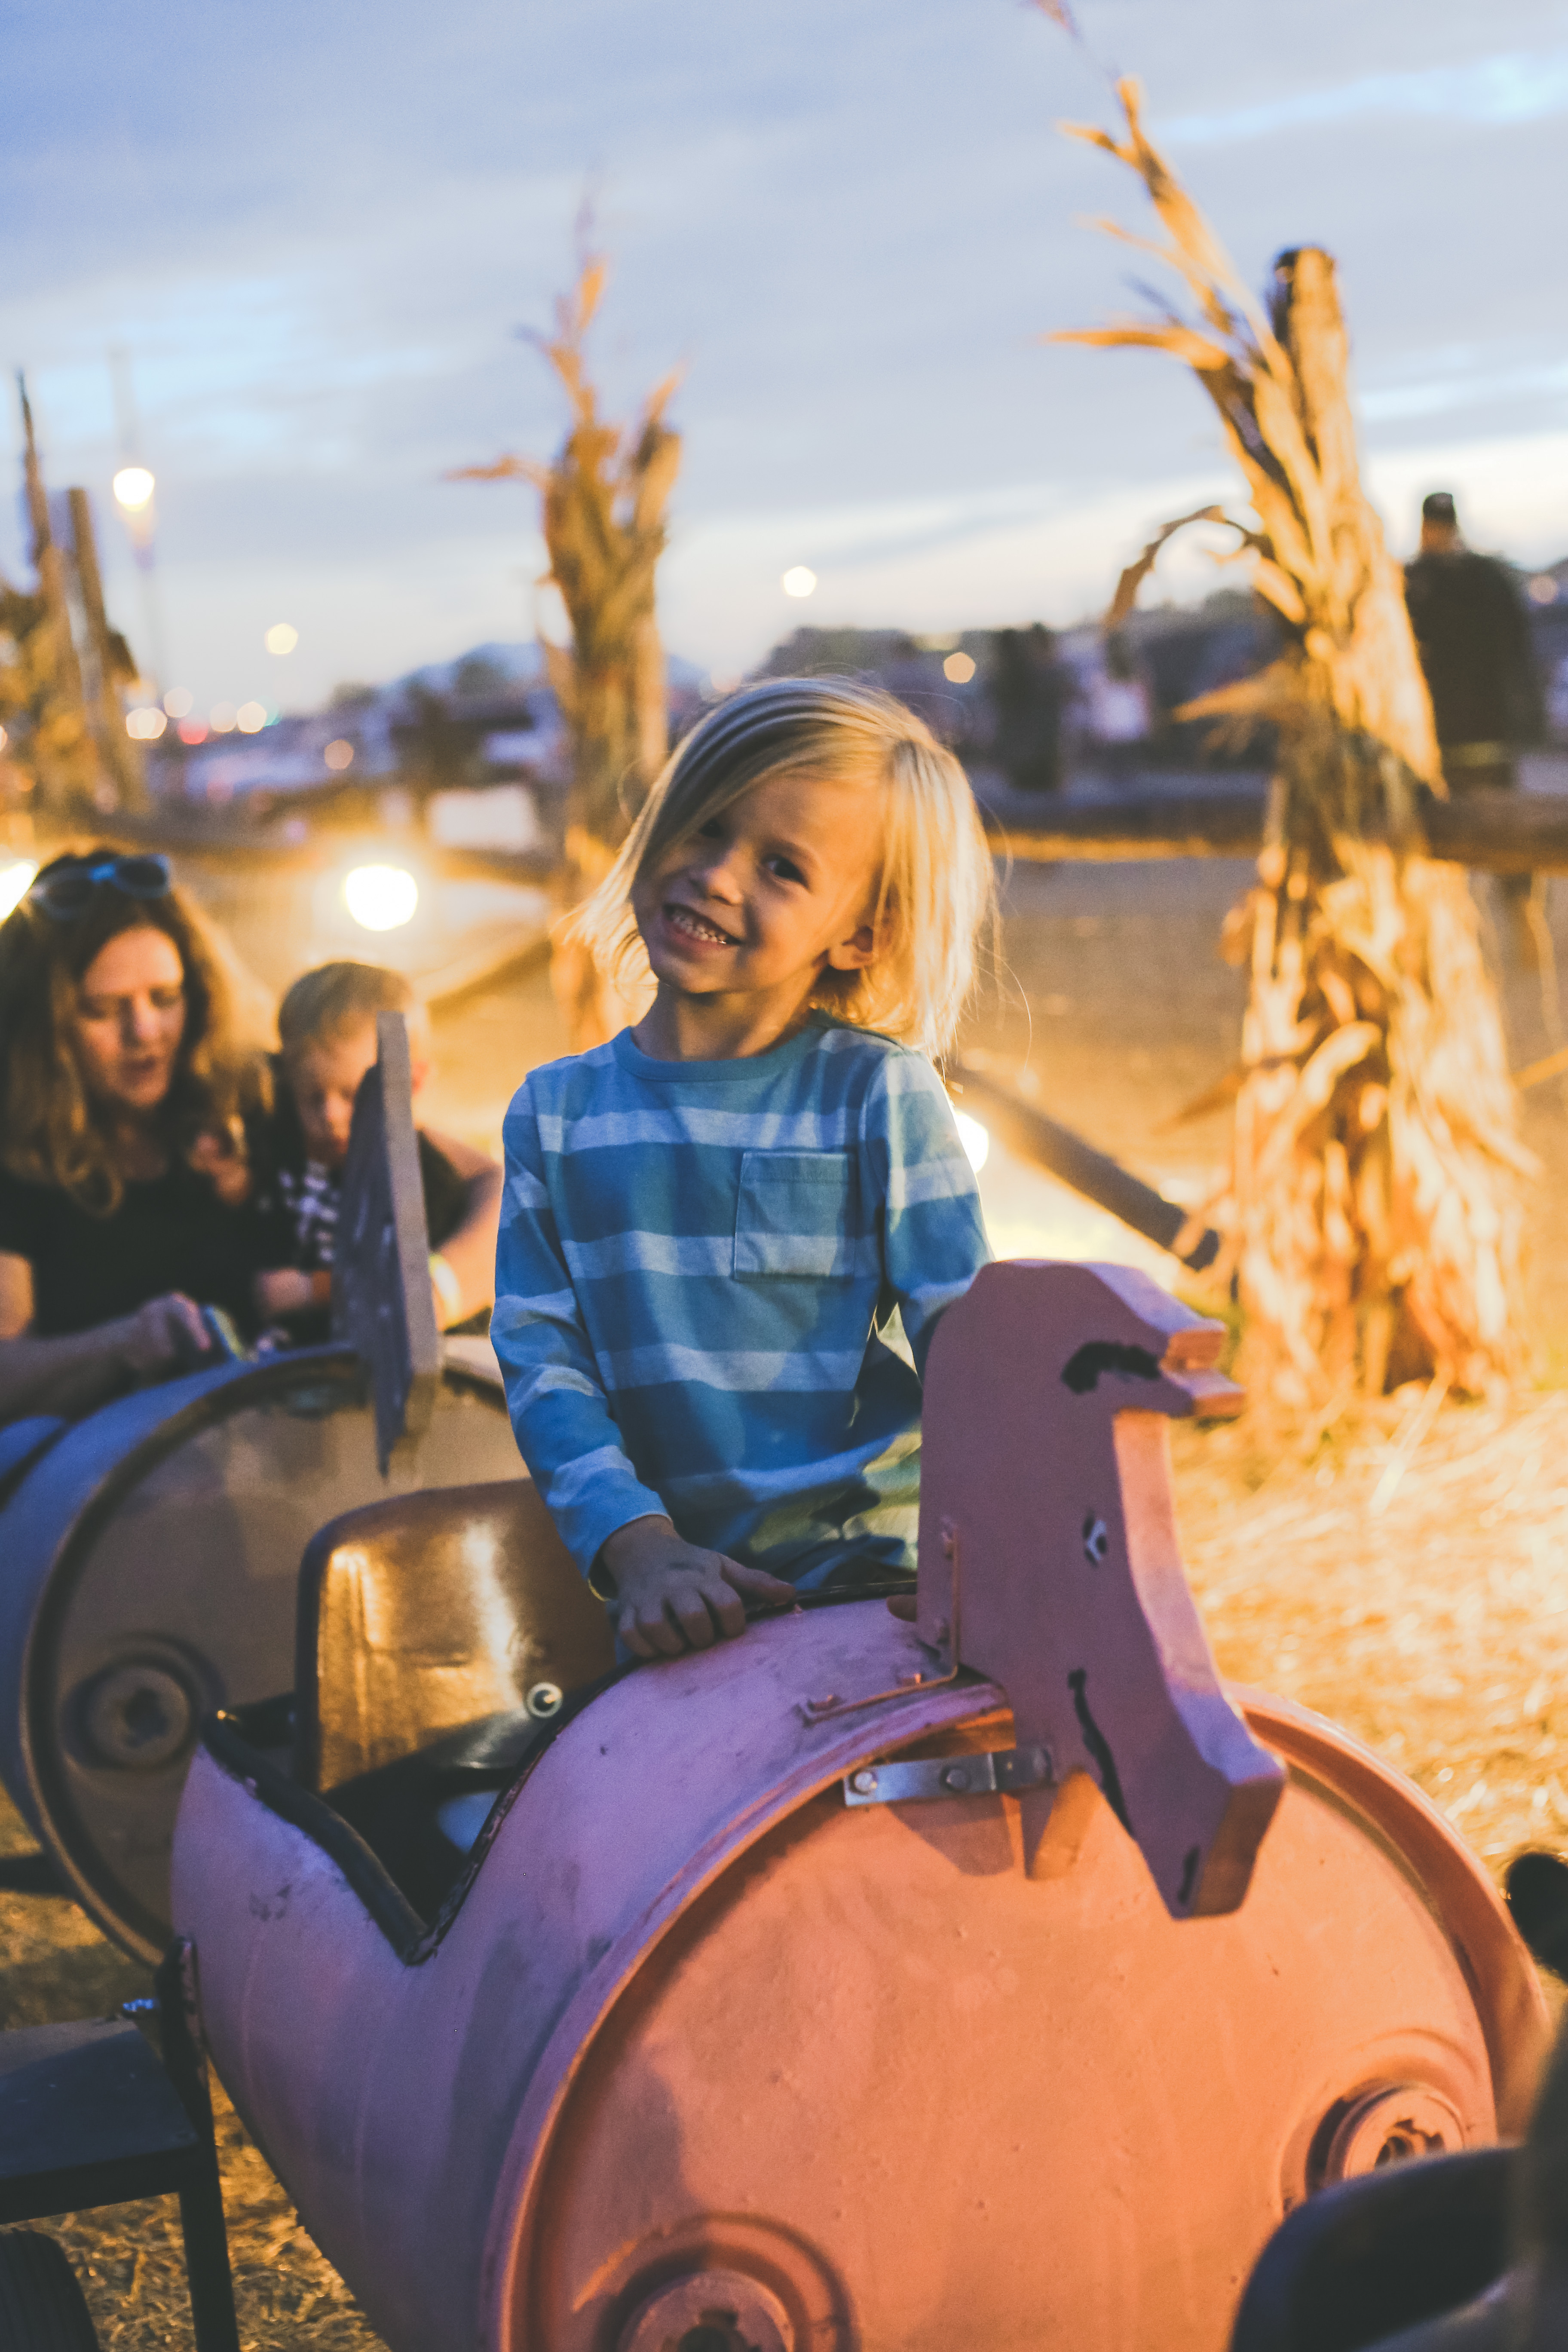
[170, 1262, 1549, 2352]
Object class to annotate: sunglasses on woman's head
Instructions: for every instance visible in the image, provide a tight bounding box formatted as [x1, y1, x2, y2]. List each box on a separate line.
[26, 854, 173, 921]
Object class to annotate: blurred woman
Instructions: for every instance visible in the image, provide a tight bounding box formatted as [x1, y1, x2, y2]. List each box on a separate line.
[0, 848, 270, 1423]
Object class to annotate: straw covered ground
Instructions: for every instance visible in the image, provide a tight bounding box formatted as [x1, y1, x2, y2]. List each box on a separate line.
[1, 827, 1567, 2346]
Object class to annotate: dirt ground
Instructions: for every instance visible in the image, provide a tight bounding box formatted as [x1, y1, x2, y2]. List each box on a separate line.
[6, 807, 1568, 2346]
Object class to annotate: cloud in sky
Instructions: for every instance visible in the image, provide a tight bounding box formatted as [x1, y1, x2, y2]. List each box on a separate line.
[1164, 48, 1568, 142]
[3, 0, 1563, 712]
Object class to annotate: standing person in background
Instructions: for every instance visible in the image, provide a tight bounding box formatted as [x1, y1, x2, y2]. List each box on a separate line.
[1405, 490, 1547, 955]
[990, 625, 1068, 795]
[1084, 631, 1154, 784]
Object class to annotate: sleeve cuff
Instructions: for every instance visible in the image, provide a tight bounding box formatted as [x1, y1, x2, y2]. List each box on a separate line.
[567, 1484, 671, 1585]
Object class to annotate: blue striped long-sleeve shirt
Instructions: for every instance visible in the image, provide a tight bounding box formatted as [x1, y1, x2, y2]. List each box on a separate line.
[491, 1016, 991, 1589]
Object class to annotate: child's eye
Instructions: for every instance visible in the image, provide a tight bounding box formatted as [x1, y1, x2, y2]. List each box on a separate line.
[696, 818, 726, 841]
[151, 988, 184, 1011]
[766, 854, 806, 885]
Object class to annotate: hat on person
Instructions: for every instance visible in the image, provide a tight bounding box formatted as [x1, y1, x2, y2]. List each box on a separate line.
[1421, 491, 1458, 525]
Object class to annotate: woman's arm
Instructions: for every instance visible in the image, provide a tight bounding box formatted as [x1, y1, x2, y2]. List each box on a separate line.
[0, 1251, 213, 1423]
[421, 1126, 503, 1329]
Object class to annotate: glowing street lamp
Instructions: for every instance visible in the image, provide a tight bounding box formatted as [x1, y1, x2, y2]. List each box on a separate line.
[112, 465, 156, 514]
[343, 865, 419, 932]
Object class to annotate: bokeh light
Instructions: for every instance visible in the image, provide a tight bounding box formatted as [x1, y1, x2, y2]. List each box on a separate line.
[1528, 575, 1559, 606]
[264, 622, 299, 655]
[0, 861, 38, 919]
[953, 1111, 990, 1173]
[209, 703, 237, 734]
[111, 466, 155, 512]
[781, 566, 817, 598]
[943, 651, 977, 684]
[163, 687, 193, 717]
[126, 707, 167, 740]
[343, 864, 419, 932]
[178, 719, 208, 745]
[236, 701, 267, 734]
[324, 738, 355, 772]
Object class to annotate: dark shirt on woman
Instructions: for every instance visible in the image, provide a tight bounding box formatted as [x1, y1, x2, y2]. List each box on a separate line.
[0, 1161, 261, 1338]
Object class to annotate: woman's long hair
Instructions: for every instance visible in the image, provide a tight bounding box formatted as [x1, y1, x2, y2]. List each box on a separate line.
[564, 677, 997, 1063]
[0, 850, 272, 1216]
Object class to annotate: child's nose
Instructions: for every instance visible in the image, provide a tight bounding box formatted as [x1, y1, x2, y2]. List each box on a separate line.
[689, 844, 745, 899]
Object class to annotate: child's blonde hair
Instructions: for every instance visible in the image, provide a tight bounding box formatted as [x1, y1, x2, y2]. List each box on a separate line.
[567, 677, 996, 1061]
[278, 961, 423, 1060]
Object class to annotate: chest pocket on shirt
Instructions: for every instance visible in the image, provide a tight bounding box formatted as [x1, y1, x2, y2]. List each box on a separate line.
[734, 1151, 858, 1280]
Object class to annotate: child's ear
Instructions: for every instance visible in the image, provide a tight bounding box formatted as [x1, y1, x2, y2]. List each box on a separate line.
[824, 919, 878, 974]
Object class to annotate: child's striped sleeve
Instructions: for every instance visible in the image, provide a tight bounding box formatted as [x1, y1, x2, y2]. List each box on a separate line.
[867, 1051, 992, 1375]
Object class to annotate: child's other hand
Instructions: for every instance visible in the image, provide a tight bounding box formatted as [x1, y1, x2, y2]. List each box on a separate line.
[188, 1129, 252, 1206]
[596, 1516, 795, 1658]
[254, 1267, 321, 1317]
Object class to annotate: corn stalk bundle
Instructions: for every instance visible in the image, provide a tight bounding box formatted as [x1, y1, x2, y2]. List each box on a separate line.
[451, 257, 680, 1045]
[0, 573, 98, 818]
[1057, 82, 1527, 1402]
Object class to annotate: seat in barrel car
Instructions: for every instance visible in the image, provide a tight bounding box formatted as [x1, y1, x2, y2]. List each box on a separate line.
[287, 1480, 616, 1921]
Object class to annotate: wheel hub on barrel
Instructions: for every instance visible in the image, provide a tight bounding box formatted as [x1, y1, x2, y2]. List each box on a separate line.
[617, 2271, 793, 2352]
[80, 1654, 201, 1773]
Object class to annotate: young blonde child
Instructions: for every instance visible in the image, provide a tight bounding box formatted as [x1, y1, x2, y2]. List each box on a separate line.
[254, 962, 502, 1337]
[492, 677, 996, 1659]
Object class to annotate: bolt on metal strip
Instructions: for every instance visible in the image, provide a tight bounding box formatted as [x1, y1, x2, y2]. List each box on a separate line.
[843, 1746, 1054, 1807]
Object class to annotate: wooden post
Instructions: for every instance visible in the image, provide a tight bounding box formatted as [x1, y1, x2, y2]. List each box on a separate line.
[67, 487, 147, 812]
[983, 786, 1568, 876]
[16, 376, 95, 818]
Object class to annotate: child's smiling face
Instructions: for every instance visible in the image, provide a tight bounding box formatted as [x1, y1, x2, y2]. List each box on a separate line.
[632, 769, 884, 1024]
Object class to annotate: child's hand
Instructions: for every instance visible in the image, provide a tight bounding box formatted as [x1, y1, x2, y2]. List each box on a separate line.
[254, 1268, 327, 1317]
[596, 1516, 796, 1659]
[188, 1129, 252, 1206]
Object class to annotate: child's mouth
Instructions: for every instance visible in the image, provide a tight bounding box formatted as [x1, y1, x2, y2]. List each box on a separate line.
[665, 902, 739, 949]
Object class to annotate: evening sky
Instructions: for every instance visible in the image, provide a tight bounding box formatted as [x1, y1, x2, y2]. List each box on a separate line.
[3, 0, 1564, 711]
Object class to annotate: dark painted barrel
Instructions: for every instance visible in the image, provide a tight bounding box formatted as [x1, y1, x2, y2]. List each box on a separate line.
[0, 1338, 521, 1961]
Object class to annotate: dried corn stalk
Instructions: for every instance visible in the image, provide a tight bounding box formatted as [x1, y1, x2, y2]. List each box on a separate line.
[452, 256, 680, 1047]
[1057, 82, 1527, 1403]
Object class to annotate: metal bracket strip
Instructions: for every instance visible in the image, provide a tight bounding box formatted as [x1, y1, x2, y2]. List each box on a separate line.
[842, 1745, 1054, 1808]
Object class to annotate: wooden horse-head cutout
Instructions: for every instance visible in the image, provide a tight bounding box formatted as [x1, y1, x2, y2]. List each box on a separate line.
[916, 1259, 1284, 1918]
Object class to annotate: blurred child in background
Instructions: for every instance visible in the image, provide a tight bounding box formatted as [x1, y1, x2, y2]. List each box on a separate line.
[253, 961, 501, 1342]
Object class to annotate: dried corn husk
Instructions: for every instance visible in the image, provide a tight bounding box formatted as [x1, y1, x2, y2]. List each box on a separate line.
[451, 254, 681, 1047]
[1057, 83, 1526, 1400]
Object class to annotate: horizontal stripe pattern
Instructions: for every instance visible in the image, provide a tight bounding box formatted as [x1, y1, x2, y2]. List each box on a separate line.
[492, 1017, 990, 1583]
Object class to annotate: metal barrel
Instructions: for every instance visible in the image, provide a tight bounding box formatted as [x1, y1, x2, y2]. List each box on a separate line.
[0, 1341, 521, 1962]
